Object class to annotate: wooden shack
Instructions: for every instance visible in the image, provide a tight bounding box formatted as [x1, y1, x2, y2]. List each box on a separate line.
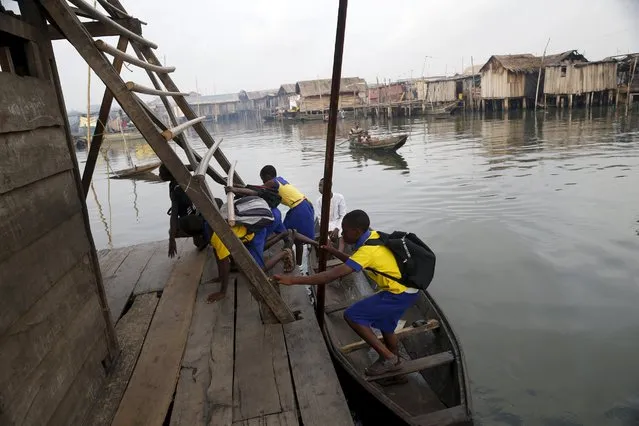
[238, 89, 278, 116]
[296, 77, 366, 113]
[0, 4, 119, 425]
[278, 83, 299, 110]
[481, 51, 587, 110]
[367, 81, 405, 105]
[183, 93, 240, 121]
[544, 60, 617, 108]
[608, 53, 639, 107]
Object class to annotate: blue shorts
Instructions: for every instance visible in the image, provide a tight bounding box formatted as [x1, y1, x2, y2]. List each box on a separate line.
[283, 199, 315, 239]
[344, 291, 419, 333]
[245, 228, 267, 268]
[266, 207, 287, 236]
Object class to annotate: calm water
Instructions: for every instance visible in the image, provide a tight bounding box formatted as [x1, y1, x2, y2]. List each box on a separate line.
[78, 108, 639, 425]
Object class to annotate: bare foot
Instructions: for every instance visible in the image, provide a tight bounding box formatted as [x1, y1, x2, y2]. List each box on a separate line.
[206, 292, 225, 303]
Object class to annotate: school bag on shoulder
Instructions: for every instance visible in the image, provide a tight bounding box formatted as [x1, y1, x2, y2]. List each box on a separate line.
[221, 196, 274, 232]
[364, 231, 436, 291]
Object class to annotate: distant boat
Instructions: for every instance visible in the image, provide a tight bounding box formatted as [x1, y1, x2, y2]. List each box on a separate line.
[349, 134, 408, 152]
[110, 161, 162, 179]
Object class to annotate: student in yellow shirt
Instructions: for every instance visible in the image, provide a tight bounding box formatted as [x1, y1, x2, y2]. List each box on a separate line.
[259, 165, 315, 266]
[274, 210, 419, 376]
[205, 199, 293, 303]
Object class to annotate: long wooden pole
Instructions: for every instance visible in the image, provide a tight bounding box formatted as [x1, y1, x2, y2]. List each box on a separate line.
[316, 0, 348, 326]
[535, 38, 550, 112]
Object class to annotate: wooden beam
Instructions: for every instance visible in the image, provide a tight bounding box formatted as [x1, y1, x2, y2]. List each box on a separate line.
[0, 11, 38, 41]
[126, 81, 189, 96]
[340, 319, 440, 353]
[67, 0, 157, 48]
[82, 35, 129, 197]
[161, 116, 206, 140]
[365, 351, 454, 381]
[48, 17, 142, 40]
[41, 0, 294, 323]
[96, 39, 174, 73]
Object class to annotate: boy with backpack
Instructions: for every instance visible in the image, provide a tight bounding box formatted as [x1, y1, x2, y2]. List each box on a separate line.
[258, 165, 315, 266]
[159, 164, 207, 257]
[274, 209, 435, 377]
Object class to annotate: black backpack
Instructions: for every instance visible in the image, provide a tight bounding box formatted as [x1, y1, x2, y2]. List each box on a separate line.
[364, 231, 436, 291]
[245, 184, 282, 208]
[221, 196, 274, 232]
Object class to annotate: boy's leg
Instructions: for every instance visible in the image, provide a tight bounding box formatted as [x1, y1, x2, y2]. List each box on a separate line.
[381, 332, 399, 357]
[344, 315, 395, 360]
[262, 248, 293, 272]
[294, 241, 304, 266]
[265, 230, 289, 249]
[207, 257, 230, 303]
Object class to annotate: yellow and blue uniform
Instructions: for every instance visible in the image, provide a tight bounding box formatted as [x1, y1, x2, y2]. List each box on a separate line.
[272, 176, 314, 239]
[344, 229, 419, 333]
[266, 207, 287, 236]
[210, 225, 267, 268]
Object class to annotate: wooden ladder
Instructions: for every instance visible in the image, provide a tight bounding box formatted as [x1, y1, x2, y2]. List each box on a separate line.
[41, 0, 295, 323]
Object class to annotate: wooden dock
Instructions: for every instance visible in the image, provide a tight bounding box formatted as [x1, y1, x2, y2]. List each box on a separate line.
[87, 240, 353, 426]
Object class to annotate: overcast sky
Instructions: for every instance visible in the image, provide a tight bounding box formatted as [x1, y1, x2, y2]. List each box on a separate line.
[52, 0, 639, 110]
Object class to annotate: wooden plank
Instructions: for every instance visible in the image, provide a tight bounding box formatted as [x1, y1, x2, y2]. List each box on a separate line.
[84, 293, 159, 426]
[0, 170, 82, 264]
[233, 277, 289, 421]
[413, 405, 468, 426]
[103, 242, 157, 322]
[133, 239, 188, 295]
[170, 279, 218, 426]
[4, 294, 105, 425]
[206, 277, 236, 426]
[99, 245, 133, 281]
[280, 285, 353, 426]
[232, 411, 299, 426]
[0, 127, 73, 194]
[0, 11, 38, 41]
[42, 0, 293, 323]
[48, 17, 143, 40]
[365, 352, 455, 382]
[0, 72, 63, 132]
[111, 248, 207, 426]
[340, 319, 440, 353]
[324, 298, 356, 314]
[45, 338, 108, 426]
[0, 212, 90, 336]
[0, 259, 96, 400]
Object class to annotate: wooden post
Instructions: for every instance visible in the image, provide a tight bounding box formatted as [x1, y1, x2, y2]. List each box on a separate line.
[627, 57, 638, 113]
[535, 38, 550, 112]
[81, 36, 128, 196]
[504, 98, 509, 110]
[42, 0, 294, 323]
[522, 97, 527, 109]
[226, 161, 237, 226]
[556, 96, 560, 108]
[568, 94, 573, 109]
[316, 0, 348, 326]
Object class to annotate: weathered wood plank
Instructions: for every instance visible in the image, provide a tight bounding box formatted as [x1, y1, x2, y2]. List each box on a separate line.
[280, 285, 353, 426]
[0, 123, 72, 194]
[84, 293, 159, 426]
[0, 259, 96, 400]
[0, 212, 91, 336]
[232, 411, 299, 426]
[48, 17, 142, 40]
[111, 248, 207, 426]
[99, 245, 132, 282]
[133, 239, 188, 295]
[365, 352, 455, 382]
[103, 242, 157, 322]
[4, 293, 105, 425]
[206, 277, 236, 426]
[170, 278, 219, 426]
[0, 72, 63, 132]
[233, 277, 288, 422]
[45, 338, 108, 426]
[0, 170, 82, 264]
[340, 319, 440, 354]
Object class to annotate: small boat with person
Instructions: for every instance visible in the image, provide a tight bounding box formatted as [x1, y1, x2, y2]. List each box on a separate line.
[349, 133, 408, 152]
[308, 247, 473, 426]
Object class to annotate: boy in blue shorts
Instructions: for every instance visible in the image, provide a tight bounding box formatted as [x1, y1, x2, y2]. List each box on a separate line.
[259, 165, 315, 266]
[274, 209, 419, 376]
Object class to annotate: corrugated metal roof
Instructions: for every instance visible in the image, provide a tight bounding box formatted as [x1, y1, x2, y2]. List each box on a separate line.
[185, 93, 240, 105]
[296, 77, 367, 96]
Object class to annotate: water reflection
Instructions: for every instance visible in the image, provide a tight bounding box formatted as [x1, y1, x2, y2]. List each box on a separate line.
[349, 149, 409, 172]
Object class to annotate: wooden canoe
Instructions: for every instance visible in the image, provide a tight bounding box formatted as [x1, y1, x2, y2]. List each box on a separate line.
[349, 134, 408, 152]
[309, 248, 473, 426]
[423, 101, 459, 116]
[110, 161, 162, 179]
